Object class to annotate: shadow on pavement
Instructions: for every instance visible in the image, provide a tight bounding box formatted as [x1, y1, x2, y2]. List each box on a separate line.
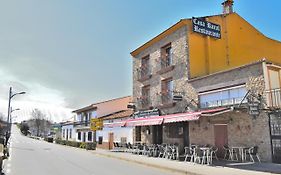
[211, 160, 281, 174]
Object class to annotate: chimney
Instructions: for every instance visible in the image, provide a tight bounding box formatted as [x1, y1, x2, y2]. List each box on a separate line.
[222, 0, 234, 14]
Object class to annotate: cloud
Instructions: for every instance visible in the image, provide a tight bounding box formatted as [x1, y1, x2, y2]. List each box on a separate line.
[0, 69, 73, 122]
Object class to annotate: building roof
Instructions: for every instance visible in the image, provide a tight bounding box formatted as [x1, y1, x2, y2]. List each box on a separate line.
[100, 110, 134, 120]
[72, 96, 132, 114]
[72, 104, 97, 113]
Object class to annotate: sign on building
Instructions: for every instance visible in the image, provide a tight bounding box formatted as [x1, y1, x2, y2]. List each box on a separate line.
[248, 102, 260, 116]
[192, 17, 221, 39]
[133, 109, 160, 118]
[90, 118, 103, 131]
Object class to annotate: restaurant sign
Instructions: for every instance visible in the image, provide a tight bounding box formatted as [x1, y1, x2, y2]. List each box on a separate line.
[248, 102, 260, 117]
[192, 17, 221, 39]
[90, 118, 103, 131]
[133, 109, 160, 119]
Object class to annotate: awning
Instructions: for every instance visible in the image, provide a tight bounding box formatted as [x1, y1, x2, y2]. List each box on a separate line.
[163, 111, 201, 123]
[103, 121, 126, 128]
[200, 107, 233, 116]
[116, 107, 230, 127]
[125, 116, 163, 127]
[162, 107, 228, 124]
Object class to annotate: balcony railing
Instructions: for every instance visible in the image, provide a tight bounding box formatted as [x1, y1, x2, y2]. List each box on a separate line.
[200, 97, 245, 108]
[74, 121, 90, 127]
[157, 55, 175, 75]
[265, 88, 281, 109]
[137, 96, 152, 109]
[160, 90, 173, 105]
[137, 66, 151, 81]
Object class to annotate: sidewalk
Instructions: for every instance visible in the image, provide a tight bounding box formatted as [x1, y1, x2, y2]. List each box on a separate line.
[91, 149, 281, 175]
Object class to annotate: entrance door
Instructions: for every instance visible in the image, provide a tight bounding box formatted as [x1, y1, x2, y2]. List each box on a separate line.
[152, 125, 163, 144]
[214, 124, 228, 157]
[108, 133, 114, 150]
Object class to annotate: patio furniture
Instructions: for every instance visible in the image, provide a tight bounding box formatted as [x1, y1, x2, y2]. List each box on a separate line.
[170, 145, 179, 160]
[151, 145, 159, 157]
[184, 147, 194, 162]
[223, 145, 233, 160]
[193, 147, 204, 164]
[231, 146, 247, 162]
[245, 146, 261, 163]
[112, 142, 121, 152]
[158, 145, 166, 158]
[200, 147, 211, 165]
[127, 142, 133, 153]
[210, 146, 218, 164]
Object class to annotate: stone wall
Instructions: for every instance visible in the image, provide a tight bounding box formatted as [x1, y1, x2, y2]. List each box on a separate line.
[190, 62, 264, 93]
[132, 25, 191, 115]
[189, 111, 272, 162]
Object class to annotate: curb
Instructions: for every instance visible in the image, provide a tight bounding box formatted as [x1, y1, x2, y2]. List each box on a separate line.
[91, 151, 201, 175]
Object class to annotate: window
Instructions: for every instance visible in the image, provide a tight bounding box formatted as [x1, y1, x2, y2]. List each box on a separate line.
[141, 55, 149, 69]
[78, 132, 81, 140]
[199, 86, 247, 108]
[141, 85, 150, 107]
[98, 136, 103, 144]
[139, 55, 150, 79]
[161, 44, 172, 67]
[88, 132, 92, 141]
[161, 78, 173, 103]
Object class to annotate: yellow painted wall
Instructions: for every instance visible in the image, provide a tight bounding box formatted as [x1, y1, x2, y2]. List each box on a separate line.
[189, 13, 281, 78]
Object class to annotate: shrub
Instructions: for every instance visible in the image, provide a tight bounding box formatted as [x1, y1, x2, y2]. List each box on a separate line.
[86, 142, 97, 150]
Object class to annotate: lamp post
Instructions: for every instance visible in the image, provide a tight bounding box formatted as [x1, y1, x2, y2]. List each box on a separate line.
[10, 108, 20, 124]
[5, 87, 26, 146]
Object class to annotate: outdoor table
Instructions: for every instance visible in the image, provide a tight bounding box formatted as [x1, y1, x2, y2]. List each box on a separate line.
[200, 147, 212, 165]
[231, 146, 249, 162]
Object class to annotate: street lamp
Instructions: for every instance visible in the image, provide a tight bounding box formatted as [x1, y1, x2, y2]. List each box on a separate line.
[10, 108, 20, 124]
[5, 87, 26, 146]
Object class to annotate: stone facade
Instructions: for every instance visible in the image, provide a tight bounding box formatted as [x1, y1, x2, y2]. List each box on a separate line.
[132, 20, 274, 162]
[132, 25, 190, 114]
[189, 111, 272, 161]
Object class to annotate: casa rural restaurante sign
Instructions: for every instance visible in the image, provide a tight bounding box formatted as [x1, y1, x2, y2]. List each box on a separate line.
[192, 17, 221, 39]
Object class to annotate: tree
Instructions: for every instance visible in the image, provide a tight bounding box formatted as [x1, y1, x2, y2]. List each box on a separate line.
[20, 122, 29, 136]
[31, 109, 46, 137]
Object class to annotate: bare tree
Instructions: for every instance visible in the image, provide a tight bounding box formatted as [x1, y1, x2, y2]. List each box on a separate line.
[31, 109, 46, 136]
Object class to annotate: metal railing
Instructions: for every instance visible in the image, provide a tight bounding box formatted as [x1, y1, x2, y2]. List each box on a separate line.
[160, 90, 173, 104]
[160, 57, 173, 69]
[200, 97, 245, 108]
[137, 66, 151, 80]
[264, 88, 281, 109]
[137, 96, 152, 109]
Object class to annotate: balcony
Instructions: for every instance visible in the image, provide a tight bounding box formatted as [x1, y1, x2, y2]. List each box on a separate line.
[265, 88, 281, 109]
[74, 121, 90, 128]
[200, 97, 245, 109]
[137, 96, 152, 110]
[157, 58, 175, 75]
[137, 66, 152, 82]
[158, 90, 175, 108]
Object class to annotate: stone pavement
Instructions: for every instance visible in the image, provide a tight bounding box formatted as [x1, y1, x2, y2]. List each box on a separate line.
[91, 149, 281, 175]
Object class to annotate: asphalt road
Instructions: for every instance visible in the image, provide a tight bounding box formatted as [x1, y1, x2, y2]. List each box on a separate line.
[3, 125, 177, 175]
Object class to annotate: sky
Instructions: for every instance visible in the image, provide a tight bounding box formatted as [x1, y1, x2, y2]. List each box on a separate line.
[0, 0, 281, 122]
